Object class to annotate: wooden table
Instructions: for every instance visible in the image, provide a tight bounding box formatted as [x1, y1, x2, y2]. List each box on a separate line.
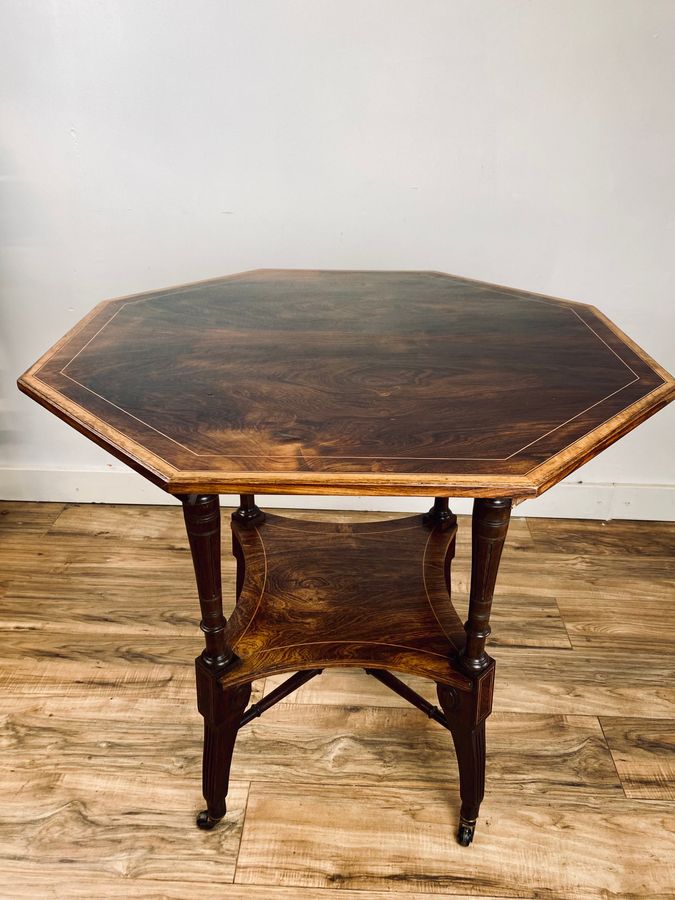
[18, 269, 675, 847]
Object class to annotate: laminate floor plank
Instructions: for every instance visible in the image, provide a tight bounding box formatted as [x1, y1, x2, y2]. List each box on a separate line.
[265, 666, 441, 707]
[0, 768, 248, 885]
[265, 651, 675, 719]
[0, 501, 66, 537]
[528, 516, 675, 557]
[239, 705, 619, 796]
[485, 595, 571, 649]
[0, 577, 202, 635]
[274, 509, 535, 552]
[600, 717, 675, 800]
[555, 593, 675, 650]
[0, 695, 619, 796]
[0, 571, 246, 635]
[0, 532, 194, 582]
[1, 501, 673, 899]
[47, 505, 534, 550]
[235, 781, 675, 898]
[0, 689, 263, 777]
[0, 651, 195, 700]
[451, 551, 675, 604]
[0, 631, 199, 669]
[0, 871, 507, 900]
[48, 503, 405, 541]
[48, 502, 190, 542]
[494, 647, 675, 718]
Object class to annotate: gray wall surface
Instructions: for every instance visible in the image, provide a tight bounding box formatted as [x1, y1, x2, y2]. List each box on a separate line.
[2, 1, 673, 517]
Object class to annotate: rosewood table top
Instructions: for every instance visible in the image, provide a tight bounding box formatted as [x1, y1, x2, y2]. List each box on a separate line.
[16, 268, 675, 848]
[18, 269, 674, 498]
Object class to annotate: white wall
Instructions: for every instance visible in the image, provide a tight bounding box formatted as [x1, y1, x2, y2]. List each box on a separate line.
[1, 0, 674, 519]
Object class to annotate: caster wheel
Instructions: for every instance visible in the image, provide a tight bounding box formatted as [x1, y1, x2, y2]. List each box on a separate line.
[196, 809, 224, 830]
[457, 819, 475, 847]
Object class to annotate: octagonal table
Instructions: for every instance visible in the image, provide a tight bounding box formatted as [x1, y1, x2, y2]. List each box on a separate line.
[18, 269, 674, 847]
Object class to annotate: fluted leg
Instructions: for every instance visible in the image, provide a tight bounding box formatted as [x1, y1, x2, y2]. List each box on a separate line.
[437, 663, 495, 846]
[196, 668, 251, 828]
[448, 715, 486, 845]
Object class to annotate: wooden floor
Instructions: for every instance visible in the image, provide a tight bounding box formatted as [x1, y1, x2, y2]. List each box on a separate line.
[0, 501, 674, 899]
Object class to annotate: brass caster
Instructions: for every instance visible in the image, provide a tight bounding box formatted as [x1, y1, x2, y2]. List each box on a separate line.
[457, 818, 476, 846]
[196, 809, 224, 830]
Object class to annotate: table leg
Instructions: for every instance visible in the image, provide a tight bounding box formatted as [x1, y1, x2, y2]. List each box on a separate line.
[232, 494, 265, 601]
[181, 493, 251, 830]
[437, 666, 494, 846]
[441, 497, 511, 845]
[194, 666, 251, 829]
[181, 494, 511, 842]
[460, 498, 512, 673]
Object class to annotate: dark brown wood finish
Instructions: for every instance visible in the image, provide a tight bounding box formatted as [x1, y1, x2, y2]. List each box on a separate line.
[17, 269, 675, 497]
[222, 505, 467, 688]
[181, 495, 231, 671]
[460, 498, 512, 674]
[182, 493, 248, 828]
[178, 491, 507, 844]
[14, 269, 675, 851]
[437, 674, 492, 847]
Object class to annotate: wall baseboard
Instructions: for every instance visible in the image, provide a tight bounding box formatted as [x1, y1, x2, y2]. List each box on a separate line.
[0, 466, 673, 520]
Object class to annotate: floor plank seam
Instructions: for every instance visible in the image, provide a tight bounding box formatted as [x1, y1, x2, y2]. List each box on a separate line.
[597, 716, 630, 799]
[232, 781, 252, 883]
[554, 596, 577, 650]
[523, 517, 536, 545]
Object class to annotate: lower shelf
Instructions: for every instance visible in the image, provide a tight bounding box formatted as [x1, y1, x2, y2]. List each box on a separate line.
[219, 511, 471, 690]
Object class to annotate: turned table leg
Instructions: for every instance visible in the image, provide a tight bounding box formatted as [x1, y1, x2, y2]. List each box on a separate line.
[460, 498, 512, 674]
[182, 493, 252, 829]
[441, 497, 511, 845]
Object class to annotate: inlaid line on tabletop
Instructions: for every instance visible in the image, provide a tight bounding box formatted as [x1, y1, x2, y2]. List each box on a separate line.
[517, 377, 639, 465]
[40, 282, 657, 468]
[523, 381, 668, 476]
[568, 309, 639, 379]
[58, 304, 128, 377]
[48, 364, 652, 470]
[29, 372, 182, 476]
[53, 271, 655, 392]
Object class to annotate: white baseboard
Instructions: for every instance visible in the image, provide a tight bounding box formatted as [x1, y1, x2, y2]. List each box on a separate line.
[0, 465, 673, 520]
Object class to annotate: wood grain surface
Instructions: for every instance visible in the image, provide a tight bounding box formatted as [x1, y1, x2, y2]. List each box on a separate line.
[1, 501, 674, 899]
[3, 874, 507, 900]
[235, 783, 675, 897]
[600, 717, 675, 800]
[17, 269, 675, 497]
[222, 511, 470, 688]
